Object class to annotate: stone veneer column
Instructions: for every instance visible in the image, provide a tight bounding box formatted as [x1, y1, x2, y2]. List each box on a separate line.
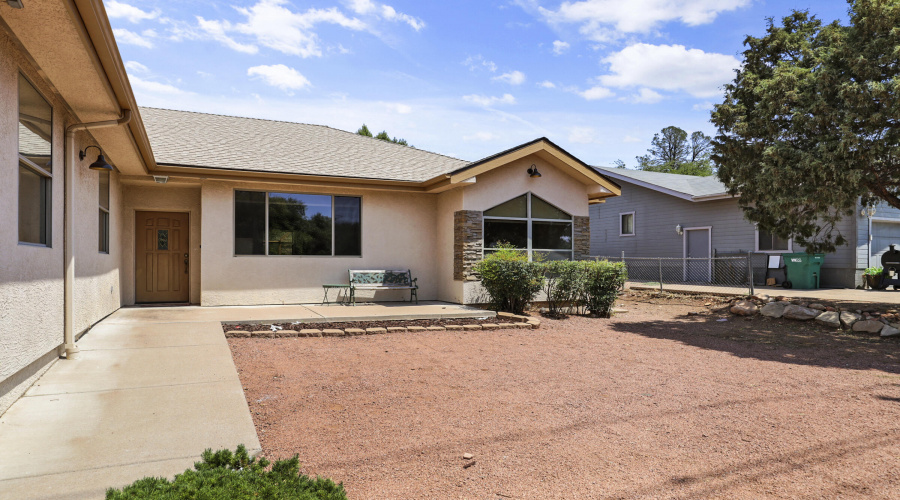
[573, 216, 591, 260]
[454, 210, 483, 281]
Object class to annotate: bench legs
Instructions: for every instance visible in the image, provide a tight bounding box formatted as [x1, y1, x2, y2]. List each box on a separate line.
[411, 288, 418, 304]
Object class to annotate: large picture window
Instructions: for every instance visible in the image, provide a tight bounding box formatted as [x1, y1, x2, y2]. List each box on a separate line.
[234, 190, 361, 256]
[483, 193, 573, 261]
[18, 74, 53, 246]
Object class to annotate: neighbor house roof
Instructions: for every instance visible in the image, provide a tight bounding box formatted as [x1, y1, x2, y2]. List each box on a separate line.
[594, 167, 733, 202]
[140, 107, 469, 183]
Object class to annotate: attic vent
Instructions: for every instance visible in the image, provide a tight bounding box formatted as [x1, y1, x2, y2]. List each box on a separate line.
[152, 175, 168, 184]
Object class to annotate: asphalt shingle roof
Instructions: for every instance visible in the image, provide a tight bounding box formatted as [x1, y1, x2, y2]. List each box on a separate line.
[140, 107, 469, 182]
[595, 166, 728, 199]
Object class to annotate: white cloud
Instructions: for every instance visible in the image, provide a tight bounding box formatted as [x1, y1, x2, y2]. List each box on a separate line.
[693, 101, 715, 111]
[464, 131, 498, 141]
[568, 126, 597, 144]
[552, 40, 570, 55]
[539, 0, 751, 42]
[623, 135, 641, 142]
[380, 4, 425, 31]
[105, 1, 159, 23]
[599, 43, 739, 98]
[195, 18, 259, 54]
[113, 29, 154, 48]
[463, 93, 516, 107]
[463, 55, 497, 73]
[247, 64, 312, 94]
[492, 70, 526, 85]
[578, 86, 614, 100]
[124, 61, 149, 74]
[347, 0, 377, 15]
[389, 103, 412, 114]
[129, 76, 189, 95]
[630, 88, 663, 104]
[538, 80, 556, 89]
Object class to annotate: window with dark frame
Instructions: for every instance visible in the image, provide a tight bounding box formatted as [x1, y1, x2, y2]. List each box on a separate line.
[482, 193, 573, 261]
[18, 74, 53, 246]
[234, 190, 361, 256]
[620, 212, 634, 236]
[99, 170, 110, 253]
[758, 229, 790, 252]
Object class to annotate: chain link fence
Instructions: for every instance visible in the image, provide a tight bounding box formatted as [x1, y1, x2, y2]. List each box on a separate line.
[591, 253, 773, 296]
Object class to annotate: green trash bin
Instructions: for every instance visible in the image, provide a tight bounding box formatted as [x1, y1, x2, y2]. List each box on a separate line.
[782, 253, 825, 289]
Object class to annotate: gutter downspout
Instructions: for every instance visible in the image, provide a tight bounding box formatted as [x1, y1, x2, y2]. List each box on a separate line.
[63, 109, 131, 360]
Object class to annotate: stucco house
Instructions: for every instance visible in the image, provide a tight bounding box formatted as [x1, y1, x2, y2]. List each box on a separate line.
[0, 0, 620, 415]
[589, 167, 900, 289]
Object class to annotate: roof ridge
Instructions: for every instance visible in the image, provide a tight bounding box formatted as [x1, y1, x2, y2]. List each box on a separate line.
[138, 106, 469, 164]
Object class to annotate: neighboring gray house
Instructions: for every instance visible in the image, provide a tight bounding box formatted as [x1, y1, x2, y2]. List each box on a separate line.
[589, 167, 900, 289]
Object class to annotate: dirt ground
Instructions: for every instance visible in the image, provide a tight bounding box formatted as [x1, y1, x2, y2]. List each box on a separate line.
[227, 295, 900, 499]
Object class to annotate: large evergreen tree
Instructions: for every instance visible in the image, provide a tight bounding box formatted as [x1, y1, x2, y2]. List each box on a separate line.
[711, 0, 900, 252]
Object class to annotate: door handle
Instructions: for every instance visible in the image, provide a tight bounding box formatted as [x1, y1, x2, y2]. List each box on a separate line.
[184, 253, 189, 274]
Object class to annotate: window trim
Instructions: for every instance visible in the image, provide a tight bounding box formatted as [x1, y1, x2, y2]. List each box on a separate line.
[233, 189, 363, 257]
[754, 228, 792, 253]
[99, 170, 110, 254]
[482, 192, 574, 261]
[619, 211, 635, 237]
[17, 72, 53, 248]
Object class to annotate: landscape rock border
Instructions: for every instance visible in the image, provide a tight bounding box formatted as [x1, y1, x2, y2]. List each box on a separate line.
[725, 294, 900, 338]
[224, 312, 539, 338]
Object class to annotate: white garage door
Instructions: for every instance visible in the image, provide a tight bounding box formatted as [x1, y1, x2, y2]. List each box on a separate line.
[871, 221, 900, 262]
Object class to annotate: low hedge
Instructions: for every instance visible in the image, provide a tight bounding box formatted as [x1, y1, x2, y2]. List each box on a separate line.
[474, 248, 627, 317]
[106, 445, 347, 500]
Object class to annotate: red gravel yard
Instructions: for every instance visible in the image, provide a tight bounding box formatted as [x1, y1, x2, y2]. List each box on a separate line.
[228, 297, 900, 499]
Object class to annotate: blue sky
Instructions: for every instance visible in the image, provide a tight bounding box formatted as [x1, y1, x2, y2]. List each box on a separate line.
[107, 0, 851, 166]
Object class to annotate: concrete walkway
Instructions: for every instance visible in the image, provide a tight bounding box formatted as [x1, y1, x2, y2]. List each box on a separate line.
[0, 310, 261, 499]
[0, 301, 491, 499]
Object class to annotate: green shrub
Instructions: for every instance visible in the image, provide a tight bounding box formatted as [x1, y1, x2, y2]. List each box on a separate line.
[473, 245, 543, 314]
[542, 260, 587, 317]
[580, 260, 628, 318]
[863, 266, 883, 276]
[106, 445, 347, 500]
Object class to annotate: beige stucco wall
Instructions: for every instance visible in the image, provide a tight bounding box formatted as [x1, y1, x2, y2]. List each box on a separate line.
[0, 28, 126, 414]
[199, 180, 438, 306]
[120, 183, 202, 305]
[436, 189, 464, 303]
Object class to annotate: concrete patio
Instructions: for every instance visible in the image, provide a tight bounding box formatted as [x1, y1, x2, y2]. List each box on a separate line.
[0, 301, 491, 499]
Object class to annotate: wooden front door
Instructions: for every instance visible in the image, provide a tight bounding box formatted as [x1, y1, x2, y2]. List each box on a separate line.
[135, 211, 190, 303]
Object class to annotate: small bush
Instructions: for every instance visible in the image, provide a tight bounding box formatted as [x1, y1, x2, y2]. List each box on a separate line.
[542, 260, 587, 317]
[473, 245, 544, 314]
[106, 445, 347, 500]
[580, 260, 628, 318]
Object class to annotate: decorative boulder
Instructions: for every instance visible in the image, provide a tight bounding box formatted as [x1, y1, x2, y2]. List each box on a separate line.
[760, 302, 787, 319]
[840, 312, 862, 329]
[881, 326, 900, 337]
[809, 303, 827, 311]
[782, 305, 819, 321]
[730, 300, 759, 316]
[814, 311, 841, 328]
[852, 320, 884, 334]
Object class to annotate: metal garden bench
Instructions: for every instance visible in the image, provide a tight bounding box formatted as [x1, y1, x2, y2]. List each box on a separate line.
[348, 269, 418, 305]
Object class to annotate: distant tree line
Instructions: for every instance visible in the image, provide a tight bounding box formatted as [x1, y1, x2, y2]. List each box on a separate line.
[356, 124, 412, 147]
[615, 126, 714, 177]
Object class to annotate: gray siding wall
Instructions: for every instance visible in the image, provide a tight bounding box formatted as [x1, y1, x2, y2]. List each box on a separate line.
[590, 181, 860, 288]
[856, 200, 900, 270]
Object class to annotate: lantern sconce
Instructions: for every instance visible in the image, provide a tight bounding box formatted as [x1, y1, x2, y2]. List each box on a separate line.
[526, 164, 542, 178]
[675, 224, 683, 236]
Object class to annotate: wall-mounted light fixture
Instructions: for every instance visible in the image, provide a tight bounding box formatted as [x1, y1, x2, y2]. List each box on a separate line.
[6, 0, 25, 9]
[526, 164, 542, 178]
[79, 145, 113, 171]
[153, 175, 169, 184]
[675, 224, 683, 235]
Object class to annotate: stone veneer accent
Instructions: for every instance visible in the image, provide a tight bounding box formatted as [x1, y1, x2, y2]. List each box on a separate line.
[454, 210, 483, 281]
[574, 216, 591, 260]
